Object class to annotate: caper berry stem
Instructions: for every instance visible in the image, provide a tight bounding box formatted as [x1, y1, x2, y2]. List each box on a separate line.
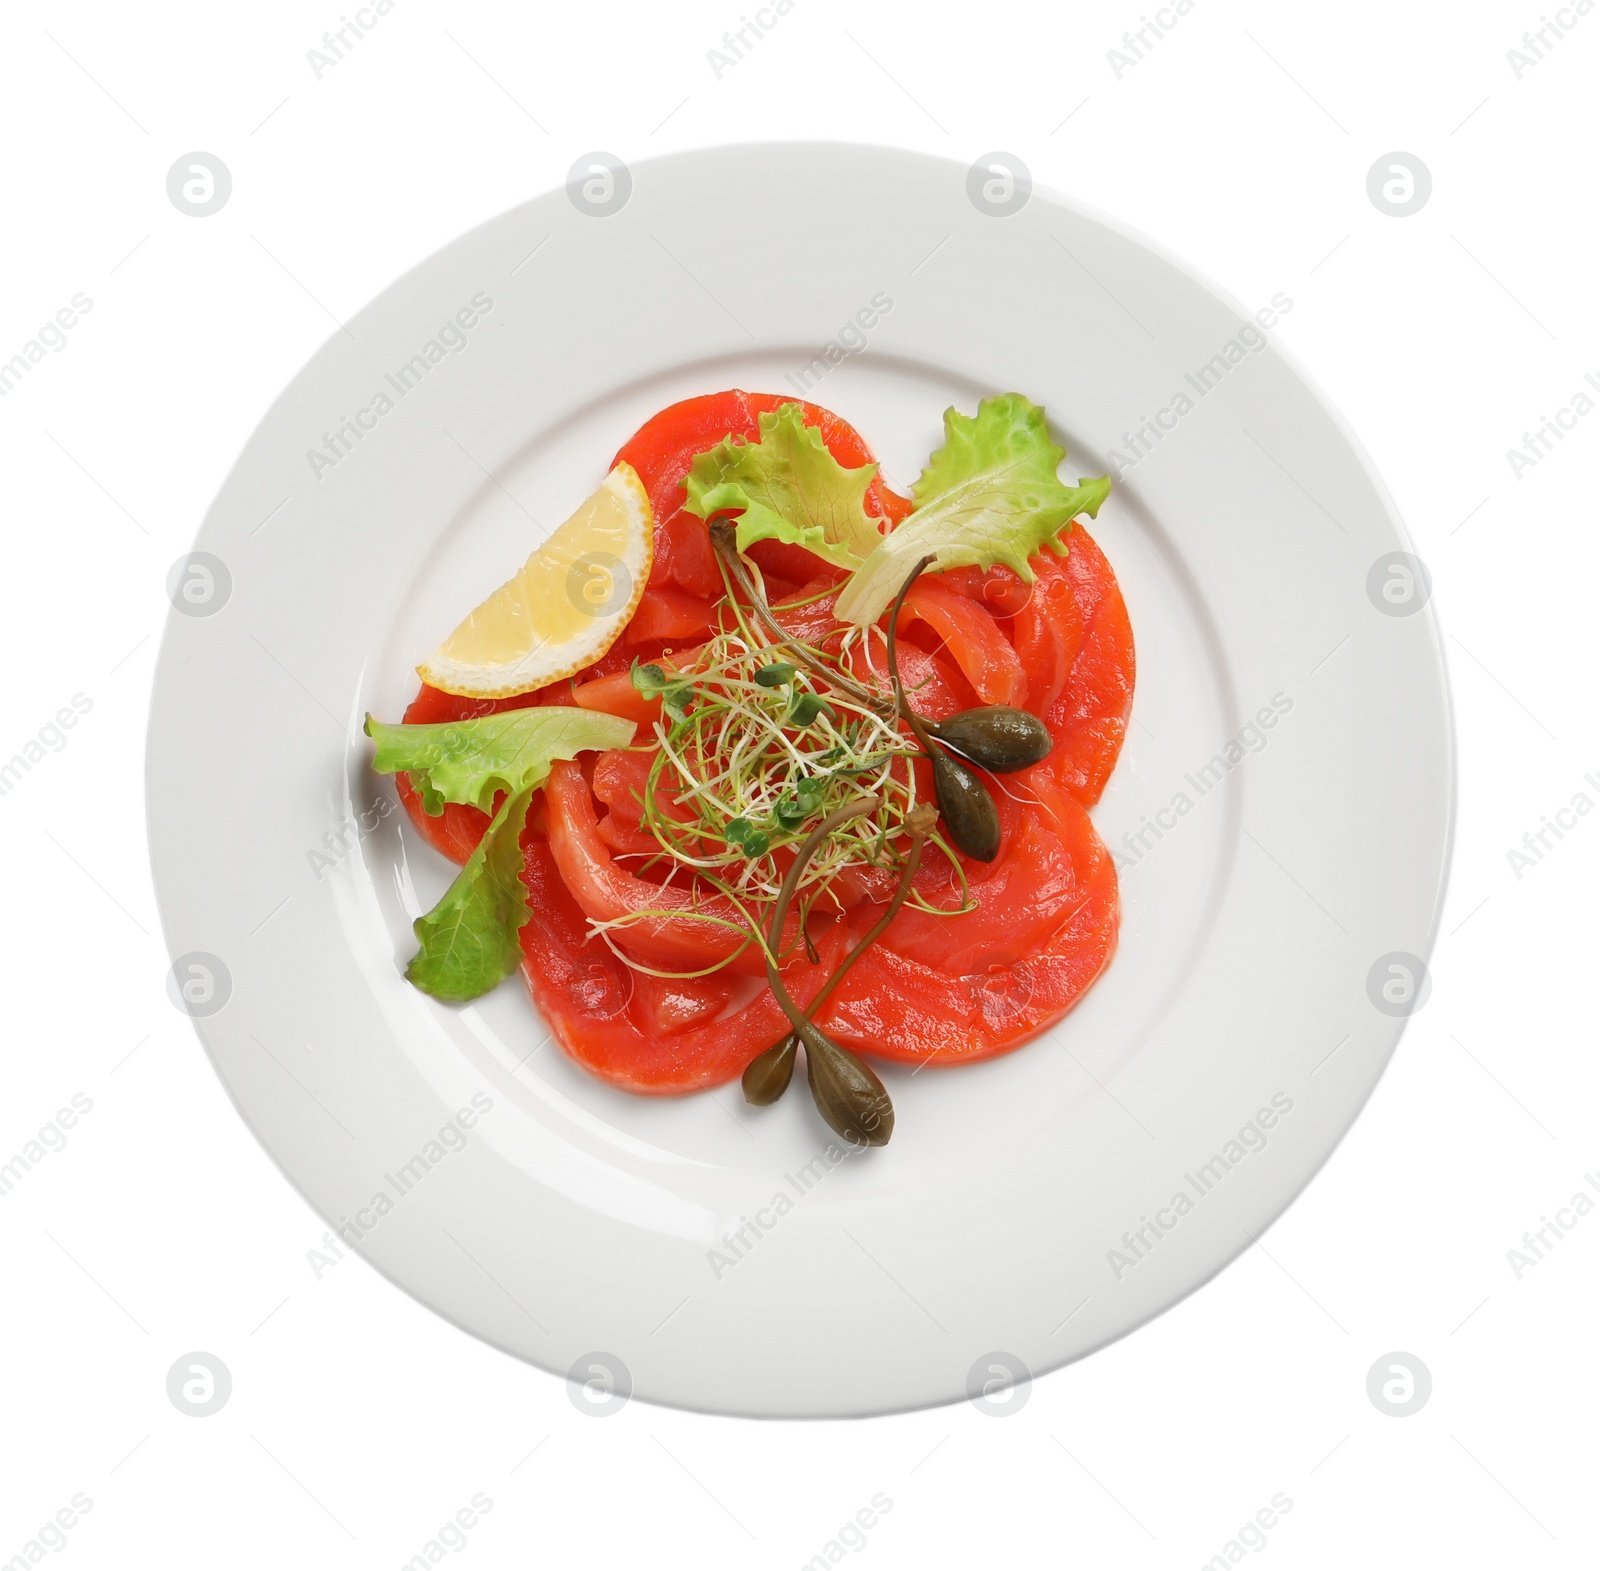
[743, 802, 933, 1114]
[883, 553, 941, 754]
[884, 556, 1003, 862]
[805, 801, 936, 1016]
[709, 520, 890, 715]
[754, 794, 895, 1144]
[766, 796, 882, 950]
[761, 793, 881, 1040]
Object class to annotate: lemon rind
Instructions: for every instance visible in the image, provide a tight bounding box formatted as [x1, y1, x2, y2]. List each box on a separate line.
[416, 464, 654, 699]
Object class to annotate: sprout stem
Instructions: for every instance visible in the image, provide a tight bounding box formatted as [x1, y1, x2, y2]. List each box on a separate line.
[812, 803, 935, 1011]
[709, 521, 890, 715]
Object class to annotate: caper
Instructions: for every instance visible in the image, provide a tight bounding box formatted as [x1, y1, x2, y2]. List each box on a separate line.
[881, 555, 1004, 862]
[800, 1022, 894, 1146]
[928, 706, 1053, 773]
[755, 797, 895, 1140]
[742, 1036, 797, 1105]
[929, 748, 1001, 862]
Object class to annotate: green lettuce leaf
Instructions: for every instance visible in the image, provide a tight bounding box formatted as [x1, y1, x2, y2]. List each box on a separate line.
[365, 705, 635, 1001]
[833, 393, 1111, 627]
[405, 787, 534, 1000]
[365, 706, 635, 815]
[682, 402, 885, 570]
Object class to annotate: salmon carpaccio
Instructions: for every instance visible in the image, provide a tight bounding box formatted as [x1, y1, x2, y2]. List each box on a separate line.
[395, 391, 1134, 1093]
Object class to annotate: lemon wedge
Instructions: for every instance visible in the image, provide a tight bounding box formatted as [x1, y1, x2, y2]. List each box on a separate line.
[418, 462, 653, 698]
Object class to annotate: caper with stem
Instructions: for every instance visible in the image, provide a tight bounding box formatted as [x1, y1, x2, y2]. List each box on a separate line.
[926, 704, 1053, 773]
[885, 575, 1053, 772]
[712, 519, 1034, 858]
[804, 1028, 894, 1147]
[712, 517, 1050, 774]
[923, 748, 1001, 861]
[741, 1036, 797, 1104]
[885, 556, 1003, 863]
[742, 802, 937, 1113]
[752, 795, 896, 1145]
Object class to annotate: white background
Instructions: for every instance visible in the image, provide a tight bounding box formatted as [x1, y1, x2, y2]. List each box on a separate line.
[2, 0, 1596, 1566]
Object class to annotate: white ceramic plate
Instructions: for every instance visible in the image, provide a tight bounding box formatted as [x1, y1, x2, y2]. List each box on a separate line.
[147, 143, 1452, 1418]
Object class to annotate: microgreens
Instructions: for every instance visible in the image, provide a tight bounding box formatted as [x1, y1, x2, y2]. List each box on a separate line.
[630, 659, 698, 720]
[587, 577, 973, 976]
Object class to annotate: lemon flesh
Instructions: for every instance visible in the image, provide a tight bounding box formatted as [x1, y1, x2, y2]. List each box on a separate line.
[419, 463, 654, 698]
